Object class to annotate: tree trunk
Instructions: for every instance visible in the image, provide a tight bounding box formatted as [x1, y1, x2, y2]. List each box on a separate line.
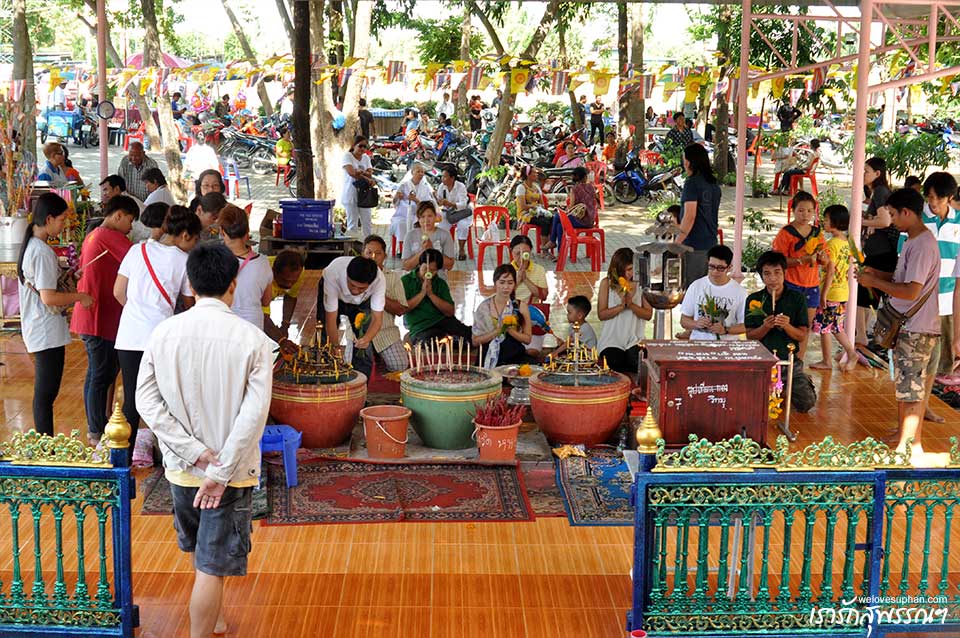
[276, 0, 295, 51]
[140, 0, 186, 202]
[478, 0, 561, 167]
[616, 3, 628, 129]
[628, 3, 645, 149]
[713, 8, 733, 179]
[455, 6, 471, 127]
[220, 0, 274, 116]
[294, 0, 315, 198]
[559, 22, 580, 130]
[340, 0, 370, 139]
[80, 0, 160, 150]
[13, 0, 36, 162]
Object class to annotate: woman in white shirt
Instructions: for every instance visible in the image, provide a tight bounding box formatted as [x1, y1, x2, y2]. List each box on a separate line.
[392, 163, 435, 241]
[596, 248, 652, 375]
[435, 165, 472, 260]
[16, 193, 94, 435]
[114, 205, 199, 448]
[342, 135, 376, 237]
[218, 204, 273, 329]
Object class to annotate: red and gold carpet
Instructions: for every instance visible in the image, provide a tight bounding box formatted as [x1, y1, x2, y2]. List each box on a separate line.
[264, 459, 535, 525]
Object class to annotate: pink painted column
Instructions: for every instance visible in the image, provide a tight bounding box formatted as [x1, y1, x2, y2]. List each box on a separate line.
[96, 0, 108, 180]
[846, 0, 875, 346]
[732, 0, 751, 274]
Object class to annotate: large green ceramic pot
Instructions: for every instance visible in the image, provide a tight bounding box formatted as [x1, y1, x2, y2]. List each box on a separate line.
[400, 366, 503, 449]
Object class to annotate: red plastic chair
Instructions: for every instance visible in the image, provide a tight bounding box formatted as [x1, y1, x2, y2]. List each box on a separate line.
[718, 227, 724, 245]
[473, 205, 511, 271]
[586, 161, 608, 210]
[576, 210, 605, 263]
[448, 224, 475, 259]
[789, 157, 820, 197]
[123, 122, 145, 151]
[557, 211, 601, 272]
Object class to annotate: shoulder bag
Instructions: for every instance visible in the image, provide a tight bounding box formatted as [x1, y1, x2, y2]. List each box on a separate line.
[141, 243, 175, 309]
[354, 178, 379, 209]
[872, 288, 934, 350]
[438, 185, 472, 224]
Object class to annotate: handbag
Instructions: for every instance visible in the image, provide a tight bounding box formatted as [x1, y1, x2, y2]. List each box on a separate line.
[872, 288, 934, 349]
[354, 178, 379, 208]
[567, 202, 588, 221]
[445, 207, 473, 224]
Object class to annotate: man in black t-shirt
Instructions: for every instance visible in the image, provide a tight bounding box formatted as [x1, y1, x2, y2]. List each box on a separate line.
[777, 100, 801, 132]
[358, 98, 375, 139]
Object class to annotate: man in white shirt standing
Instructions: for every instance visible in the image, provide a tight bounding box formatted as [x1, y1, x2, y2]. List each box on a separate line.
[317, 255, 385, 378]
[679, 245, 747, 340]
[136, 243, 274, 638]
[437, 92, 455, 122]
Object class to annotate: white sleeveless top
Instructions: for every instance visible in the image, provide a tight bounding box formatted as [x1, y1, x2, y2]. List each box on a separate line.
[596, 280, 646, 352]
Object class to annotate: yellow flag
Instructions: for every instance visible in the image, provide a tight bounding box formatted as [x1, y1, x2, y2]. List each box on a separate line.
[683, 75, 701, 102]
[593, 72, 612, 95]
[662, 81, 679, 101]
[425, 63, 443, 83]
[48, 68, 62, 91]
[771, 77, 785, 99]
[453, 60, 468, 73]
[511, 68, 530, 93]
[139, 73, 152, 96]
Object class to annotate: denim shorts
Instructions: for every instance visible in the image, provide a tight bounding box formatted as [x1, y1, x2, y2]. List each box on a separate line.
[171, 484, 254, 577]
[786, 281, 820, 309]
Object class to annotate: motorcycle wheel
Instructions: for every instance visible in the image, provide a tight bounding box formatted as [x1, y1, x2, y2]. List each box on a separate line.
[603, 183, 614, 206]
[613, 180, 639, 204]
[89, 130, 99, 147]
[225, 154, 252, 170]
[251, 149, 275, 175]
[288, 174, 298, 198]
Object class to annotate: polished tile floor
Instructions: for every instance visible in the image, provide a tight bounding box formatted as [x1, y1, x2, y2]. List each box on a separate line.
[0, 270, 956, 637]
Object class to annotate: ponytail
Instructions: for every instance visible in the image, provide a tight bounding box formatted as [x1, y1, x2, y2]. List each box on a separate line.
[16, 192, 69, 283]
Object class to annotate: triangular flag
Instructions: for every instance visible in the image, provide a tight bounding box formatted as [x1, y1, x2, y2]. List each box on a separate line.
[510, 69, 530, 94]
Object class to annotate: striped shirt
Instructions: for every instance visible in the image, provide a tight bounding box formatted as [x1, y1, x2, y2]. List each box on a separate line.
[898, 205, 960, 315]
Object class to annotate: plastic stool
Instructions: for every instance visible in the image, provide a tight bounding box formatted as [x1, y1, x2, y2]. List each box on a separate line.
[260, 425, 302, 488]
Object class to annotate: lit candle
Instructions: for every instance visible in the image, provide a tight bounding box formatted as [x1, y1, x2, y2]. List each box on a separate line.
[479, 343, 483, 368]
[405, 343, 414, 370]
[458, 338, 463, 368]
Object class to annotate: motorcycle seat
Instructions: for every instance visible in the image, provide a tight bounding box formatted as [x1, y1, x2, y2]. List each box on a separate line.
[541, 167, 577, 178]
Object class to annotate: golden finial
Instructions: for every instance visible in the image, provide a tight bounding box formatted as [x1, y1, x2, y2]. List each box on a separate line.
[635, 408, 662, 454]
[105, 402, 131, 449]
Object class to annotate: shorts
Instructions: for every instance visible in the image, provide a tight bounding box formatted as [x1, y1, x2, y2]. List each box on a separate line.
[786, 281, 820, 309]
[893, 331, 940, 403]
[171, 484, 254, 577]
[812, 301, 846, 334]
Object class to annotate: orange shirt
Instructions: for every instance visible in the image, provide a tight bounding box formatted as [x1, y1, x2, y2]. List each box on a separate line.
[602, 143, 617, 162]
[772, 223, 826, 288]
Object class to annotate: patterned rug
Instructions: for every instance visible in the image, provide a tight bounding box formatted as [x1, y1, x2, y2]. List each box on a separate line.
[139, 467, 271, 519]
[556, 447, 634, 526]
[520, 460, 565, 518]
[263, 459, 534, 525]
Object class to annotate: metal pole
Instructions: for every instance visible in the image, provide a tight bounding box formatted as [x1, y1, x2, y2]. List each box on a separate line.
[845, 0, 874, 347]
[96, 0, 109, 180]
[732, 0, 751, 274]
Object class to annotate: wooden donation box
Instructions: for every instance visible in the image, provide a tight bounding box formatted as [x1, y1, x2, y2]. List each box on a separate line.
[645, 340, 778, 447]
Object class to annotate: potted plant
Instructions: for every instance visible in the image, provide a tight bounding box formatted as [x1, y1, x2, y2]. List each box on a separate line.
[472, 395, 525, 462]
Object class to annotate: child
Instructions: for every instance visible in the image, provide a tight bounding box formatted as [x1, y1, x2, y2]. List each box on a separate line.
[601, 132, 617, 163]
[551, 295, 597, 358]
[135, 202, 169, 243]
[666, 204, 682, 226]
[744, 251, 817, 412]
[193, 191, 227, 243]
[810, 205, 858, 371]
[772, 190, 827, 359]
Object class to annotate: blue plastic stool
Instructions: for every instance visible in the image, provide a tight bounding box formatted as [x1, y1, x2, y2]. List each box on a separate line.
[260, 425, 302, 488]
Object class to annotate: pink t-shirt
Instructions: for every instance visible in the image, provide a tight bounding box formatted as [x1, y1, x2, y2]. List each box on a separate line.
[890, 229, 940, 334]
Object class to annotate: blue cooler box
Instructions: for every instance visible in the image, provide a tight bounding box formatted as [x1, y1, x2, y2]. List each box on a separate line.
[279, 199, 335, 240]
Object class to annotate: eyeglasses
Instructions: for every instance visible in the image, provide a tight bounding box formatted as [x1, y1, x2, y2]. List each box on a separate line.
[707, 264, 729, 271]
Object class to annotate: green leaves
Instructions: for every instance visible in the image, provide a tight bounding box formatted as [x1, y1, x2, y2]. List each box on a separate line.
[840, 131, 952, 180]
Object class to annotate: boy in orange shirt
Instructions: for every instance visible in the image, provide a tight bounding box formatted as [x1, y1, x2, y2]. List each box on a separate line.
[771, 190, 827, 359]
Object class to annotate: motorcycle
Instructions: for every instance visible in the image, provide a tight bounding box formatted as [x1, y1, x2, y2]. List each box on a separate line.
[76, 109, 99, 149]
[611, 152, 683, 204]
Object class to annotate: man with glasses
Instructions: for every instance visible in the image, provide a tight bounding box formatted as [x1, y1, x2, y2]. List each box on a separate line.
[679, 244, 746, 341]
[860, 189, 941, 463]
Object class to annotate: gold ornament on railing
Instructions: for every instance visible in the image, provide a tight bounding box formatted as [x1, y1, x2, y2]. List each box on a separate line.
[654, 434, 915, 472]
[0, 430, 110, 467]
[635, 409, 663, 455]
[104, 402, 131, 450]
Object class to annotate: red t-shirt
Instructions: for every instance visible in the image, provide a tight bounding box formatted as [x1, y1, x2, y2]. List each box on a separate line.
[70, 227, 132, 340]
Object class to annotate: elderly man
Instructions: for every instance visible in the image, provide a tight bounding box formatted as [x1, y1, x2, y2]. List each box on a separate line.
[116, 141, 158, 202]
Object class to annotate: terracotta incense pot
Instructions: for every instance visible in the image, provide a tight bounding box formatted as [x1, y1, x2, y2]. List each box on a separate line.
[270, 371, 368, 448]
[529, 371, 631, 445]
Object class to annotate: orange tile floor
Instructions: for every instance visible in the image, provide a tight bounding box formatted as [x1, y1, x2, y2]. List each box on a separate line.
[0, 270, 957, 637]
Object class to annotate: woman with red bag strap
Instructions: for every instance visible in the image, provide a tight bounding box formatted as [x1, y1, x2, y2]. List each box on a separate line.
[113, 206, 200, 457]
[218, 205, 274, 330]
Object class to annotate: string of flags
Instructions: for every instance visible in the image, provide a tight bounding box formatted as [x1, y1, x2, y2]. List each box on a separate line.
[25, 54, 960, 105]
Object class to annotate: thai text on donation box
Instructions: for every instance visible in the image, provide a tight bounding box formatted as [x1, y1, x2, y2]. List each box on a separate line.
[644, 341, 778, 448]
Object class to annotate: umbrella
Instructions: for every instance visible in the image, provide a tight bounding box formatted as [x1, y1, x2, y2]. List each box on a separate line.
[124, 52, 193, 69]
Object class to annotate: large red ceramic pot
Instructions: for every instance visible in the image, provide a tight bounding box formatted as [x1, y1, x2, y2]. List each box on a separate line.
[270, 372, 368, 448]
[529, 371, 631, 445]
